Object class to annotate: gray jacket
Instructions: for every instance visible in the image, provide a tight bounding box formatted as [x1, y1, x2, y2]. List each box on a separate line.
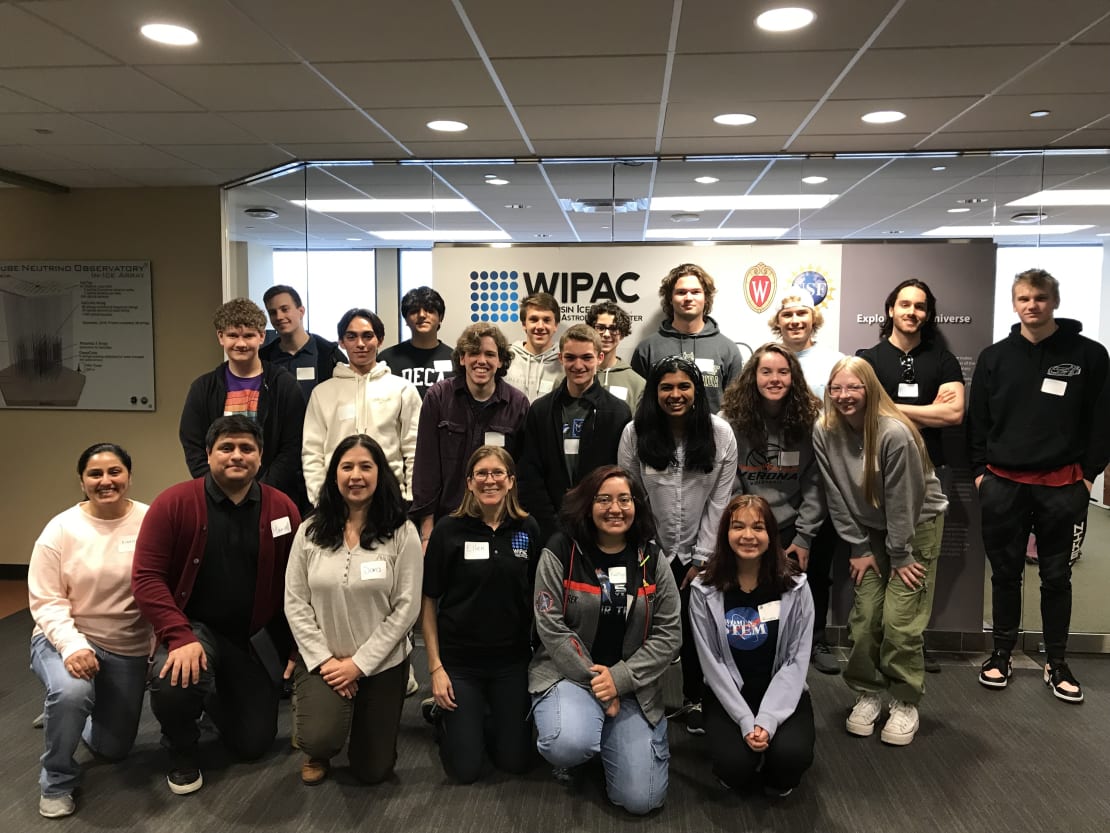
[689, 573, 813, 739]
[528, 533, 681, 726]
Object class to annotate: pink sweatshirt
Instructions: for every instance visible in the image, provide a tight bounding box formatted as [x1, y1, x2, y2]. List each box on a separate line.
[28, 501, 152, 659]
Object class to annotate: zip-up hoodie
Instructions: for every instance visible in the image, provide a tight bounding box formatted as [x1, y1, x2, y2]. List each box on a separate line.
[813, 416, 948, 568]
[630, 315, 743, 413]
[528, 532, 681, 726]
[689, 573, 812, 739]
[598, 359, 646, 413]
[968, 319, 1109, 481]
[302, 361, 421, 503]
[504, 342, 564, 402]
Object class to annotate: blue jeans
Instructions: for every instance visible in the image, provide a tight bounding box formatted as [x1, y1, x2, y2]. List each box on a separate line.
[30, 633, 149, 797]
[533, 679, 669, 815]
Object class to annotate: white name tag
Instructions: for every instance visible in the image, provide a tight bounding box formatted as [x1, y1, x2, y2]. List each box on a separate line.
[1041, 378, 1066, 396]
[539, 379, 555, 394]
[484, 431, 505, 447]
[778, 451, 800, 467]
[433, 359, 453, 373]
[695, 358, 716, 374]
[563, 438, 580, 455]
[360, 561, 386, 580]
[271, 516, 292, 537]
[758, 600, 781, 623]
[897, 382, 919, 398]
[608, 566, 627, 585]
[338, 404, 356, 421]
[296, 366, 316, 381]
[609, 385, 628, 401]
[119, 535, 137, 553]
[464, 541, 490, 560]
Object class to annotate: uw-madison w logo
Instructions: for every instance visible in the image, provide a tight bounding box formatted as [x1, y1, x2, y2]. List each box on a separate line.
[744, 263, 778, 313]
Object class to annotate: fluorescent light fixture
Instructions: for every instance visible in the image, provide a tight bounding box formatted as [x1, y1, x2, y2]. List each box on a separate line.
[367, 230, 511, 242]
[713, 113, 757, 126]
[922, 225, 1093, 236]
[290, 198, 478, 213]
[345, 237, 362, 241]
[861, 110, 906, 124]
[692, 241, 718, 246]
[947, 208, 971, 213]
[1008, 190, 1110, 207]
[140, 23, 198, 45]
[755, 7, 816, 31]
[649, 194, 837, 211]
[645, 228, 789, 240]
[426, 120, 468, 132]
[1098, 232, 1110, 237]
[801, 175, 828, 184]
[490, 242, 512, 248]
[694, 176, 720, 184]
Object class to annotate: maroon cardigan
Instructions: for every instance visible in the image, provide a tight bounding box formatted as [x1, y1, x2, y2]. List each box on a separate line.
[132, 477, 301, 651]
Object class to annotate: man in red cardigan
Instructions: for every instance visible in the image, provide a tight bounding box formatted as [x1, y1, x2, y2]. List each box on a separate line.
[133, 415, 300, 796]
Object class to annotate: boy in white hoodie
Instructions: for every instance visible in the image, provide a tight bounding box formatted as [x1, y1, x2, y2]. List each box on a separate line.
[504, 292, 564, 401]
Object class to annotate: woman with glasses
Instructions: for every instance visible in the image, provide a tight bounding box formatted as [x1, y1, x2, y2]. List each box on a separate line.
[690, 494, 815, 797]
[530, 465, 681, 815]
[420, 446, 541, 783]
[813, 358, 947, 747]
[617, 355, 737, 733]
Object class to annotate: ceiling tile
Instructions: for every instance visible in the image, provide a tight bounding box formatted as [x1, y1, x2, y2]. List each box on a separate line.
[402, 139, 535, 157]
[368, 107, 522, 144]
[222, 110, 395, 145]
[0, 146, 86, 169]
[0, 87, 56, 114]
[17, 168, 143, 187]
[43, 144, 198, 169]
[492, 57, 665, 106]
[941, 94, 1110, 132]
[277, 142, 415, 160]
[875, 0, 1110, 47]
[1003, 44, 1110, 94]
[111, 168, 226, 186]
[0, 113, 137, 145]
[516, 104, 658, 140]
[155, 144, 295, 169]
[787, 133, 931, 153]
[318, 60, 503, 108]
[0, 67, 201, 112]
[140, 64, 351, 111]
[664, 100, 816, 139]
[916, 129, 1073, 150]
[0, 4, 117, 67]
[801, 97, 980, 135]
[81, 112, 259, 144]
[669, 52, 856, 103]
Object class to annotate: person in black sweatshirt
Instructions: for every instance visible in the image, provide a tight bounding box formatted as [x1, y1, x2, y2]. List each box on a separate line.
[969, 268, 1109, 704]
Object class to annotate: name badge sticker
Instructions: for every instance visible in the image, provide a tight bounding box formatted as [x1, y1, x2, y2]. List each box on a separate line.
[119, 534, 137, 553]
[360, 561, 386, 580]
[608, 566, 627, 585]
[778, 451, 800, 467]
[758, 600, 781, 623]
[563, 438, 580, 455]
[484, 431, 506, 447]
[338, 404, 356, 422]
[539, 379, 555, 394]
[1041, 378, 1066, 396]
[433, 359, 453, 373]
[296, 366, 316, 381]
[609, 385, 628, 401]
[271, 516, 292, 537]
[695, 358, 716, 374]
[464, 541, 491, 560]
[897, 382, 919, 399]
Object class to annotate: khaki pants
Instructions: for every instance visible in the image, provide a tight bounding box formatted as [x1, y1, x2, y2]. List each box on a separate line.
[844, 516, 944, 705]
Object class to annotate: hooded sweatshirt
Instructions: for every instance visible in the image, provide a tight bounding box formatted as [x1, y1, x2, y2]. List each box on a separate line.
[302, 361, 422, 503]
[631, 315, 743, 413]
[597, 358, 646, 413]
[968, 319, 1109, 481]
[504, 342, 563, 402]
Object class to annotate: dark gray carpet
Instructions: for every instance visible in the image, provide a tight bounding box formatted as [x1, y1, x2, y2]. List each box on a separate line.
[3, 606, 1108, 832]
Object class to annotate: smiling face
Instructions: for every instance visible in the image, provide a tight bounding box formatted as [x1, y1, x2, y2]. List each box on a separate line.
[217, 325, 264, 367]
[560, 338, 601, 395]
[207, 432, 261, 493]
[460, 335, 501, 389]
[592, 312, 623, 359]
[336, 443, 378, 510]
[405, 305, 442, 338]
[756, 351, 792, 404]
[829, 369, 867, 425]
[80, 451, 131, 512]
[342, 316, 380, 374]
[657, 370, 696, 421]
[1012, 280, 1058, 329]
[671, 275, 706, 323]
[264, 292, 305, 338]
[776, 306, 815, 351]
[522, 306, 557, 354]
[466, 453, 513, 512]
[592, 475, 635, 543]
[889, 286, 928, 338]
[728, 505, 770, 562]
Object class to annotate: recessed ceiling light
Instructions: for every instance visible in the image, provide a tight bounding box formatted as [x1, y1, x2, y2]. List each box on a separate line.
[947, 208, 971, 213]
[694, 176, 719, 184]
[1010, 211, 1049, 224]
[367, 230, 511, 241]
[923, 224, 1093, 236]
[755, 7, 816, 32]
[244, 207, 278, 219]
[291, 198, 478, 213]
[486, 178, 510, 186]
[33, 128, 53, 135]
[1008, 189, 1110, 207]
[426, 119, 468, 132]
[862, 110, 906, 124]
[140, 23, 198, 45]
[713, 113, 757, 126]
[801, 175, 828, 185]
[646, 228, 789, 240]
[671, 212, 701, 223]
[346, 237, 362, 241]
[1029, 109, 1051, 118]
[650, 194, 837, 211]
[931, 165, 947, 171]
[483, 174, 498, 179]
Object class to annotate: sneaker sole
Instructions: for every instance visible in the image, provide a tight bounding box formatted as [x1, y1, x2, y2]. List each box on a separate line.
[686, 725, 706, 736]
[167, 774, 204, 796]
[38, 801, 75, 818]
[811, 655, 842, 675]
[1044, 676, 1084, 703]
[880, 727, 917, 746]
[845, 718, 876, 737]
[978, 673, 1009, 689]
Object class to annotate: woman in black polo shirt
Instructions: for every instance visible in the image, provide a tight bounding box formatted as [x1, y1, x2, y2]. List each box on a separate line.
[421, 445, 541, 782]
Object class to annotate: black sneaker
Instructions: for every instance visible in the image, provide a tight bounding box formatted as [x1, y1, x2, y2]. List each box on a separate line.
[811, 642, 841, 675]
[1044, 662, 1084, 703]
[923, 647, 941, 674]
[978, 649, 1012, 689]
[166, 749, 203, 795]
[685, 702, 705, 735]
[420, 696, 440, 725]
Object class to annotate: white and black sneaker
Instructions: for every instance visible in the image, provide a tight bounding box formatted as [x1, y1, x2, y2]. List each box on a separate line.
[978, 649, 1012, 689]
[685, 702, 706, 735]
[1044, 662, 1084, 703]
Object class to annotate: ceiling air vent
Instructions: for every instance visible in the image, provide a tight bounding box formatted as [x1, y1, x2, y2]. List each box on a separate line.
[558, 197, 646, 213]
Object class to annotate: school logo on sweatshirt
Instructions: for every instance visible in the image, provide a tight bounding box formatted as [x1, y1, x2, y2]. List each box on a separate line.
[725, 606, 768, 650]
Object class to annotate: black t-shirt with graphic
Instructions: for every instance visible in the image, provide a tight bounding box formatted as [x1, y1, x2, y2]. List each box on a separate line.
[591, 545, 632, 667]
[723, 584, 781, 711]
[560, 396, 590, 483]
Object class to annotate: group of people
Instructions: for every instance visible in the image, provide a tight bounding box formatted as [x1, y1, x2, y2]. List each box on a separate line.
[27, 264, 1107, 818]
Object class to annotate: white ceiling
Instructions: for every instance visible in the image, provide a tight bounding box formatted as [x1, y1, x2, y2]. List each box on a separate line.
[3, 0, 1110, 245]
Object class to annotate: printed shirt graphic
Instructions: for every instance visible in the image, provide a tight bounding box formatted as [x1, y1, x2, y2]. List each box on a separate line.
[722, 586, 779, 709]
[591, 548, 630, 667]
[725, 605, 768, 650]
[511, 530, 530, 560]
[737, 442, 799, 487]
[223, 368, 261, 420]
[560, 397, 589, 482]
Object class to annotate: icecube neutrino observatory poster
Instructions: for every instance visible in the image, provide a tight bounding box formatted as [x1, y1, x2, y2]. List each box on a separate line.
[0, 261, 155, 410]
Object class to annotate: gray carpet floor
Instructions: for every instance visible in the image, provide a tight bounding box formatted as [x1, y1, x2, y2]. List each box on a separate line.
[3, 607, 1108, 833]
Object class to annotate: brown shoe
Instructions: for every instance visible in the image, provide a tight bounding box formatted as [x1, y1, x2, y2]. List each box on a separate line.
[300, 757, 329, 786]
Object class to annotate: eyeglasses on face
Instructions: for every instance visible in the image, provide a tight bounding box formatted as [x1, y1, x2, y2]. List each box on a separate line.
[593, 324, 622, 334]
[828, 384, 865, 395]
[471, 468, 509, 481]
[594, 494, 634, 508]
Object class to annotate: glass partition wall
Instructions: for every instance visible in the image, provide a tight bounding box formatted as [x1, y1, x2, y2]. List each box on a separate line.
[223, 149, 1110, 649]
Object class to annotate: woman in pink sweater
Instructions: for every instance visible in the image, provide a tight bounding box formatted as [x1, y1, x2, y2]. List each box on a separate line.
[28, 443, 152, 819]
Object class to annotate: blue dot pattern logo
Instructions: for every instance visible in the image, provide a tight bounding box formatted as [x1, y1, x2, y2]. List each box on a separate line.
[725, 606, 768, 650]
[470, 270, 521, 323]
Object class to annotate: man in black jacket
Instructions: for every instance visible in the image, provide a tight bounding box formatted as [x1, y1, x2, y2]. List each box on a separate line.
[518, 324, 632, 542]
[969, 268, 1109, 704]
[179, 298, 307, 510]
[260, 284, 344, 401]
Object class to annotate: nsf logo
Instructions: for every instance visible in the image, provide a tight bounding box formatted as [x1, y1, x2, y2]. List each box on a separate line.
[470, 270, 521, 323]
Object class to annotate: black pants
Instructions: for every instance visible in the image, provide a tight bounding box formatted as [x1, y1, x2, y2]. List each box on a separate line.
[979, 474, 1088, 662]
[437, 660, 532, 784]
[786, 519, 838, 643]
[704, 690, 814, 792]
[149, 621, 278, 762]
[670, 558, 703, 703]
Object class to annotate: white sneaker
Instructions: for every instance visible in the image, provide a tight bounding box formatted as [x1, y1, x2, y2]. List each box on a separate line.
[405, 665, 419, 697]
[880, 700, 919, 746]
[39, 793, 75, 818]
[845, 692, 883, 737]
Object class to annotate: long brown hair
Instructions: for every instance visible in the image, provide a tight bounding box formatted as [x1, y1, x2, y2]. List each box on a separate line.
[720, 342, 820, 448]
[450, 446, 529, 522]
[700, 494, 795, 594]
